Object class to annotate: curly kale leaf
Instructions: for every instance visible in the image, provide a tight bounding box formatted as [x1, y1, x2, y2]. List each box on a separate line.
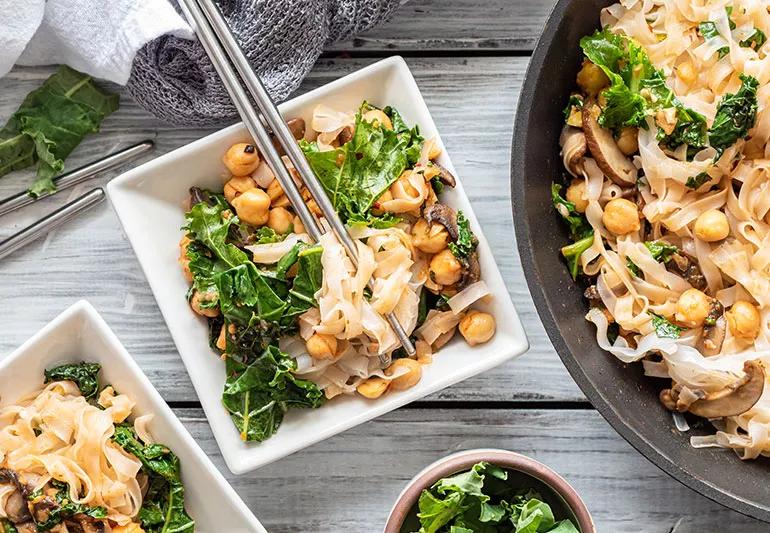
[44, 362, 101, 399]
[709, 74, 759, 154]
[448, 211, 478, 259]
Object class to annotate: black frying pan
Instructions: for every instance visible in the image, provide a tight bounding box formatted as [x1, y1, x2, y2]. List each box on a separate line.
[511, 0, 770, 521]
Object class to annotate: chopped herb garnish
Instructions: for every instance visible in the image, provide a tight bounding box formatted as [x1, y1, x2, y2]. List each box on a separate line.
[649, 312, 684, 339]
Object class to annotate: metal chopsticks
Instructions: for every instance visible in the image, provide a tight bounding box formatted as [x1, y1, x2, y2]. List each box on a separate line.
[0, 188, 105, 260]
[179, 0, 414, 361]
[0, 141, 153, 218]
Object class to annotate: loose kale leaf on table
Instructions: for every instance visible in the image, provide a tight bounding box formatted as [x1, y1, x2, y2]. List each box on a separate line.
[0, 65, 119, 197]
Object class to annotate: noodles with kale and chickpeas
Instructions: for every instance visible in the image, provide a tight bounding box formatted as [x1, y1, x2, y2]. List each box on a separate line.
[0, 362, 193, 532]
[179, 102, 497, 443]
[553, 0, 770, 459]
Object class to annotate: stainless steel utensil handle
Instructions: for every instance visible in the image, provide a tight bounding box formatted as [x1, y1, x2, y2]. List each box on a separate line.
[0, 188, 105, 260]
[0, 141, 153, 218]
[193, 0, 413, 361]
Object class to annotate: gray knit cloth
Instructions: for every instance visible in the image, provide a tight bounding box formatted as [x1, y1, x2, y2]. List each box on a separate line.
[126, 0, 401, 126]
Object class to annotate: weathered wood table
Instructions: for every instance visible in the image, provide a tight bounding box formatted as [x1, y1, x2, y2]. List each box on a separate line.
[0, 1, 765, 531]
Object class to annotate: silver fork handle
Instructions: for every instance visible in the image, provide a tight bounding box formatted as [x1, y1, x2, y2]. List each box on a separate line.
[0, 188, 105, 261]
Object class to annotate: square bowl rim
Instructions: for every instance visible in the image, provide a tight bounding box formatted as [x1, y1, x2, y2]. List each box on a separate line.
[2, 299, 266, 531]
[107, 55, 529, 474]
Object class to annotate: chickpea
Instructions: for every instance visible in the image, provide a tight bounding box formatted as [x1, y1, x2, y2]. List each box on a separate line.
[459, 310, 496, 346]
[223, 143, 260, 176]
[216, 324, 227, 351]
[223, 175, 257, 203]
[565, 179, 589, 213]
[576, 61, 609, 95]
[616, 127, 639, 156]
[293, 215, 305, 234]
[231, 188, 270, 226]
[179, 235, 192, 282]
[362, 109, 393, 130]
[385, 358, 422, 391]
[694, 209, 729, 242]
[305, 333, 338, 360]
[412, 218, 450, 254]
[429, 249, 463, 286]
[675, 288, 711, 328]
[602, 198, 640, 235]
[190, 290, 219, 318]
[357, 377, 390, 399]
[726, 301, 761, 341]
[267, 207, 293, 234]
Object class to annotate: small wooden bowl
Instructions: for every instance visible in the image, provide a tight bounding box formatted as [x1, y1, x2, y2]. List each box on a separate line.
[384, 449, 595, 533]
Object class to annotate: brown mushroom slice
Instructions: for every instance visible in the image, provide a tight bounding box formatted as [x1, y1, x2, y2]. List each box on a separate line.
[271, 118, 307, 155]
[432, 162, 457, 188]
[698, 316, 727, 356]
[424, 203, 459, 241]
[688, 360, 765, 419]
[559, 126, 587, 177]
[582, 103, 637, 186]
[459, 250, 481, 289]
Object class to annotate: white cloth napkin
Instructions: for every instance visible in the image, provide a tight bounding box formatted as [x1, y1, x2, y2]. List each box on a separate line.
[0, 0, 192, 84]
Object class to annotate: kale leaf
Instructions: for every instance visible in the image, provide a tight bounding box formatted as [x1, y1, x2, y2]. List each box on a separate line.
[0, 66, 119, 197]
[741, 29, 767, 50]
[686, 172, 711, 190]
[44, 362, 101, 399]
[551, 183, 593, 242]
[645, 240, 678, 263]
[649, 312, 684, 339]
[709, 74, 759, 154]
[222, 346, 324, 442]
[183, 192, 325, 442]
[448, 211, 478, 259]
[383, 105, 424, 166]
[112, 425, 194, 533]
[561, 235, 594, 280]
[414, 461, 579, 533]
[300, 103, 414, 222]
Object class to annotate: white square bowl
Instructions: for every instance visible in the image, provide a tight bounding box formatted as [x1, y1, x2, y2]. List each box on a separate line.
[0, 300, 266, 533]
[107, 56, 529, 474]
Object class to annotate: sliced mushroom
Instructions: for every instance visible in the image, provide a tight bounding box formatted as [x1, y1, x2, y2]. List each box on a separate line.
[667, 252, 707, 291]
[271, 118, 307, 155]
[698, 300, 726, 356]
[459, 251, 481, 289]
[582, 103, 637, 186]
[424, 203, 459, 241]
[699, 316, 727, 356]
[0, 469, 31, 524]
[661, 360, 765, 419]
[559, 126, 587, 177]
[432, 162, 457, 188]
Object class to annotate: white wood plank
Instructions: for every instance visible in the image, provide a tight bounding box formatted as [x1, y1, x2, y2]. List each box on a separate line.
[329, 0, 556, 52]
[173, 407, 763, 532]
[0, 57, 583, 402]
